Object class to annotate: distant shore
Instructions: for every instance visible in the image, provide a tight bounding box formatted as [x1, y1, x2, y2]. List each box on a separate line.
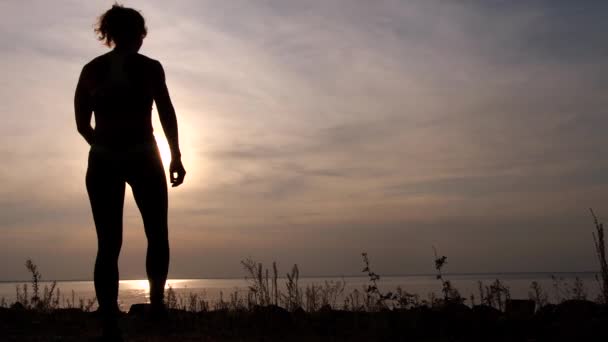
[0, 271, 600, 283]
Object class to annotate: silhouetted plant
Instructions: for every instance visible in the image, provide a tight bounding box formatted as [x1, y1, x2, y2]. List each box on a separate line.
[425, 292, 437, 307]
[477, 281, 485, 306]
[48, 287, 61, 310]
[15, 283, 29, 308]
[58, 288, 97, 312]
[570, 277, 587, 300]
[164, 285, 212, 312]
[305, 283, 321, 311]
[360, 252, 418, 310]
[166, 285, 178, 309]
[361, 252, 393, 310]
[14, 259, 62, 311]
[228, 290, 246, 311]
[214, 291, 229, 311]
[528, 281, 548, 309]
[478, 279, 510, 310]
[551, 276, 569, 303]
[79, 297, 96, 312]
[247, 290, 255, 309]
[343, 288, 365, 311]
[241, 258, 276, 306]
[64, 290, 75, 309]
[240, 259, 304, 310]
[282, 264, 303, 311]
[591, 208, 608, 303]
[392, 286, 421, 309]
[320, 280, 346, 308]
[272, 262, 279, 306]
[551, 275, 588, 302]
[300, 280, 347, 311]
[433, 248, 463, 305]
[241, 259, 305, 310]
[25, 260, 41, 305]
[187, 291, 209, 312]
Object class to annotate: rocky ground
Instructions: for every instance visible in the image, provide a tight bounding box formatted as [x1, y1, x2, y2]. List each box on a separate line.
[1, 300, 607, 341]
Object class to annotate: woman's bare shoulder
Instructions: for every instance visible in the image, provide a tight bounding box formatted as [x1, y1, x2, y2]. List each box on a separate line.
[135, 53, 162, 68]
[81, 53, 111, 74]
[79, 53, 164, 84]
[135, 54, 165, 82]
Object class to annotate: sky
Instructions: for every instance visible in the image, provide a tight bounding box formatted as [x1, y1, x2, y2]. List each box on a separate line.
[1, 0, 607, 281]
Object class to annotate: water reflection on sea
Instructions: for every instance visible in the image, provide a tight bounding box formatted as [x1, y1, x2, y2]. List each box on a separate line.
[0, 273, 600, 310]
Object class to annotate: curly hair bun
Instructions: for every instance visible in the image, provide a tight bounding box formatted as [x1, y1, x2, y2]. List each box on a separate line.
[95, 4, 147, 47]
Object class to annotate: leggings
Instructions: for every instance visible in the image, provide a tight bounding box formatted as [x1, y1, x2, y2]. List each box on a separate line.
[86, 142, 169, 313]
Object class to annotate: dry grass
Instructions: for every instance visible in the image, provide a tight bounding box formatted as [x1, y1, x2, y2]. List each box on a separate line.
[478, 279, 510, 310]
[591, 208, 608, 303]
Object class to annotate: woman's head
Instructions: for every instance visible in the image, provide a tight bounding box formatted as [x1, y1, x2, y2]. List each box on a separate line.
[95, 4, 147, 50]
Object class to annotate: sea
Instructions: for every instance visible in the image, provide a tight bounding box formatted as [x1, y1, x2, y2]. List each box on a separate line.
[0, 272, 600, 310]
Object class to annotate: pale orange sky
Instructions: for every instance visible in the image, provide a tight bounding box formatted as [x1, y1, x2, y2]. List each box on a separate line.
[1, 0, 607, 280]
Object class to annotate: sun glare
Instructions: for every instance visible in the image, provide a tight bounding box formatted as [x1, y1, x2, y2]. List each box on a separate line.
[155, 134, 172, 167]
[120, 279, 179, 292]
[134, 279, 150, 292]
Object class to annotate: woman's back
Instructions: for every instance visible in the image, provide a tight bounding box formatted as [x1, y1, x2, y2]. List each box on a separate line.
[83, 51, 162, 148]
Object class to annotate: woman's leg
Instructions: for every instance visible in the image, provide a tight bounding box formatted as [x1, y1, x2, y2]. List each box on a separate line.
[129, 148, 169, 307]
[86, 152, 125, 315]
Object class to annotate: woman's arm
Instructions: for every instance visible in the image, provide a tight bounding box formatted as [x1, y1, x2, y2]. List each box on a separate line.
[74, 65, 95, 145]
[154, 61, 186, 187]
[154, 61, 181, 158]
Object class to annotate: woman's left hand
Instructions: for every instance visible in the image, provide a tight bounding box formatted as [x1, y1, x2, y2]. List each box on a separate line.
[169, 158, 186, 187]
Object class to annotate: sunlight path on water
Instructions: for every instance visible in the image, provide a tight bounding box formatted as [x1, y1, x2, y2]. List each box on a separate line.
[118, 279, 198, 304]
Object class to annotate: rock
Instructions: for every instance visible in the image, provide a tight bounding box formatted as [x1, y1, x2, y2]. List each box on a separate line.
[253, 304, 291, 322]
[253, 304, 288, 314]
[128, 303, 149, 316]
[292, 306, 306, 320]
[249, 305, 292, 333]
[554, 300, 597, 320]
[535, 303, 556, 315]
[319, 304, 333, 313]
[127, 303, 168, 320]
[539, 300, 603, 341]
[10, 302, 25, 310]
[53, 308, 85, 317]
[472, 304, 501, 320]
[506, 299, 535, 320]
[443, 302, 472, 316]
[534, 303, 557, 323]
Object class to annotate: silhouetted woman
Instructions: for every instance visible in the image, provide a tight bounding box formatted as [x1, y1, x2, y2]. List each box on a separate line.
[74, 4, 185, 336]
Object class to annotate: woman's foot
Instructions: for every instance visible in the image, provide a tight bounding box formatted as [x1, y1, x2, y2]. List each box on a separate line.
[149, 302, 169, 321]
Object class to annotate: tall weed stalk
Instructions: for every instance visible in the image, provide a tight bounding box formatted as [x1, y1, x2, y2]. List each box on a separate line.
[591, 209, 608, 303]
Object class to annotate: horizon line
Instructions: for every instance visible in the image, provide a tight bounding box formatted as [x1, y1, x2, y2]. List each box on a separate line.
[0, 270, 599, 284]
